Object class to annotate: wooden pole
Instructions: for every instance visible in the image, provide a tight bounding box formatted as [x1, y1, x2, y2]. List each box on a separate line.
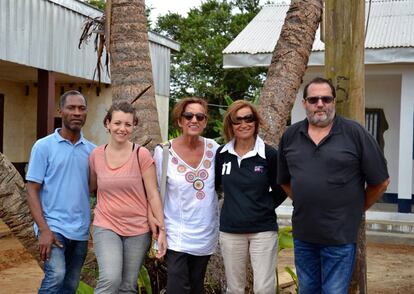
[324, 0, 366, 293]
[37, 69, 56, 139]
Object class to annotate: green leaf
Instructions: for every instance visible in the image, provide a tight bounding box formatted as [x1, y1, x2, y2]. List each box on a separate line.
[278, 226, 294, 252]
[285, 266, 299, 291]
[76, 281, 94, 294]
[223, 95, 234, 106]
[137, 265, 152, 294]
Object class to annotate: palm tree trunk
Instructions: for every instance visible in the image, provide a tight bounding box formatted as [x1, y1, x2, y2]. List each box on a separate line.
[110, 0, 162, 151]
[0, 153, 40, 265]
[325, 1, 367, 292]
[258, 0, 323, 147]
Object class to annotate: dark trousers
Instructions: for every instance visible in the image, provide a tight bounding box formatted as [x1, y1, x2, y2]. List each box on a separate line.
[166, 249, 211, 294]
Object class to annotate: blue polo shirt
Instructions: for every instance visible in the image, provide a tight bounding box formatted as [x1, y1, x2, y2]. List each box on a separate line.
[26, 129, 96, 240]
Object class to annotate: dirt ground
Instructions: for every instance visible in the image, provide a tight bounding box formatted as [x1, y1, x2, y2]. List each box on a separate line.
[0, 235, 43, 293]
[0, 232, 413, 293]
[277, 243, 414, 294]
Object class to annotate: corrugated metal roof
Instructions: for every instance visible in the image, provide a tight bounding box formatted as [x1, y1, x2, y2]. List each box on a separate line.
[223, 0, 414, 55]
[223, 3, 288, 54]
[0, 0, 180, 96]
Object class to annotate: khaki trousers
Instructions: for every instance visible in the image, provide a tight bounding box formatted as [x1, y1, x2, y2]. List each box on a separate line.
[219, 231, 278, 294]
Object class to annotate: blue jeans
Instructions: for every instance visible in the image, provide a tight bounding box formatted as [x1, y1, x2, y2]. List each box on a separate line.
[93, 226, 151, 294]
[294, 239, 356, 294]
[38, 232, 88, 294]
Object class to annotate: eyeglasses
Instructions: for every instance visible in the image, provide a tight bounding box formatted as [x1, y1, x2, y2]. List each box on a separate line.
[304, 96, 335, 104]
[181, 112, 207, 122]
[232, 114, 256, 125]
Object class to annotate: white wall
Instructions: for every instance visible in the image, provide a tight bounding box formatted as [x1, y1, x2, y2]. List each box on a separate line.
[155, 94, 169, 142]
[365, 75, 401, 194]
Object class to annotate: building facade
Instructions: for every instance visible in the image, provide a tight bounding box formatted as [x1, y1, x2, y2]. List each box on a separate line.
[223, 0, 414, 213]
[0, 0, 179, 174]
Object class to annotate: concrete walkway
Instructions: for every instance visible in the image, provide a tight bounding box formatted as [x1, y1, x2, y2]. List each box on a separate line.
[276, 200, 414, 245]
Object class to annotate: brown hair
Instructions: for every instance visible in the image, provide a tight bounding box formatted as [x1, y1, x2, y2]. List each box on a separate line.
[172, 97, 208, 127]
[223, 100, 263, 142]
[103, 100, 138, 126]
[303, 77, 336, 99]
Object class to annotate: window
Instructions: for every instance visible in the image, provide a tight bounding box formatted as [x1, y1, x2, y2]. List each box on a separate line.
[365, 108, 388, 152]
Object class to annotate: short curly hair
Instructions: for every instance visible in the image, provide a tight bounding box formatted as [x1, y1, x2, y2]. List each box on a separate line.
[171, 97, 208, 127]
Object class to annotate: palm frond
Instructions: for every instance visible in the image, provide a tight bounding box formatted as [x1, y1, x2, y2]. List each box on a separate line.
[78, 15, 109, 87]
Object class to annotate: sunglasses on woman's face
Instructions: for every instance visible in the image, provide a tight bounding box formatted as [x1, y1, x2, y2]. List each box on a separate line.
[181, 112, 207, 122]
[232, 114, 256, 125]
[304, 96, 335, 104]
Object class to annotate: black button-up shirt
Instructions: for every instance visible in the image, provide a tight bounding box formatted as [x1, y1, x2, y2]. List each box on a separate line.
[278, 115, 389, 245]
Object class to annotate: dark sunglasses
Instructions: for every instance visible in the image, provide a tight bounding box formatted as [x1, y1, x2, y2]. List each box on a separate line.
[305, 96, 335, 104]
[181, 112, 207, 122]
[232, 114, 256, 125]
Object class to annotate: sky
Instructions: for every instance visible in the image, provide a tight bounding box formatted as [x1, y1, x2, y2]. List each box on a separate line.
[146, 0, 287, 23]
[146, 0, 203, 22]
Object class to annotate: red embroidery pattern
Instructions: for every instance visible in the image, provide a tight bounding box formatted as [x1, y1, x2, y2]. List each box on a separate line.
[196, 191, 205, 200]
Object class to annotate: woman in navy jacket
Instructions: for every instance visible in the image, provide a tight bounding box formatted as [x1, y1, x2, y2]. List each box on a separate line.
[215, 100, 286, 294]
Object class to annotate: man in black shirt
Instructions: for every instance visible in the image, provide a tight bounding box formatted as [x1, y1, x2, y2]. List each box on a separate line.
[278, 77, 389, 294]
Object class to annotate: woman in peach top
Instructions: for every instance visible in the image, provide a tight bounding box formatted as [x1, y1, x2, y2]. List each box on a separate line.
[89, 101, 166, 294]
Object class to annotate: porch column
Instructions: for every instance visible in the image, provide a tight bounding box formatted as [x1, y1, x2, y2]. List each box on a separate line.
[397, 71, 414, 213]
[37, 69, 55, 139]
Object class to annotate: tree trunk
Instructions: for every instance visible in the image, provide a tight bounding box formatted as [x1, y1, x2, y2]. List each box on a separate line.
[258, 0, 324, 147]
[324, 1, 366, 293]
[0, 153, 40, 266]
[110, 0, 162, 151]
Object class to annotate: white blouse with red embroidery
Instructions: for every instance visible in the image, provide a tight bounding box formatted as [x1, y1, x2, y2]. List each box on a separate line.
[154, 137, 219, 256]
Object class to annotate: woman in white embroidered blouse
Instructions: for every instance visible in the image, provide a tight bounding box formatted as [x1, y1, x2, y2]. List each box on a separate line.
[153, 97, 219, 294]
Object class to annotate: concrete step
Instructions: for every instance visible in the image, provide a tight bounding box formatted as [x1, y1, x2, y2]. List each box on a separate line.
[366, 220, 414, 234]
[366, 231, 414, 246]
[276, 205, 414, 245]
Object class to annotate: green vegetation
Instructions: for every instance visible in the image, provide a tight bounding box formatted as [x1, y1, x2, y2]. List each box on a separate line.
[138, 266, 152, 294]
[84, 0, 105, 10]
[76, 281, 94, 294]
[277, 226, 298, 293]
[77, 264, 152, 293]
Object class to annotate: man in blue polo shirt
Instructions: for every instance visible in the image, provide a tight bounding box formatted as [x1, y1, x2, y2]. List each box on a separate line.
[26, 90, 95, 294]
[278, 77, 389, 294]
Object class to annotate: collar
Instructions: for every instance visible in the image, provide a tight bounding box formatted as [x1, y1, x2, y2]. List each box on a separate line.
[54, 128, 86, 145]
[220, 135, 266, 159]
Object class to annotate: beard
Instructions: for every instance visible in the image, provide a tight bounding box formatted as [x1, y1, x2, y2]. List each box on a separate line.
[306, 107, 335, 127]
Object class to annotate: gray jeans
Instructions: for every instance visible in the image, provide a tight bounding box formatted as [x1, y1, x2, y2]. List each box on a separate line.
[93, 225, 151, 294]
